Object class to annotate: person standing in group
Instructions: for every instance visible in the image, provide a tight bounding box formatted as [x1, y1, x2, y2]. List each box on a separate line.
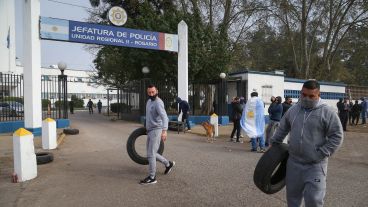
[230, 97, 243, 143]
[240, 91, 266, 153]
[97, 100, 102, 114]
[265, 96, 283, 147]
[348, 100, 354, 125]
[351, 100, 362, 125]
[176, 97, 191, 131]
[282, 96, 293, 117]
[69, 100, 74, 114]
[140, 84, 175, 185]
[87, 99, 94, 114]
[361, 97, 367, 124]
[271, 80, 343, 207]
[337, 98, 349, 131]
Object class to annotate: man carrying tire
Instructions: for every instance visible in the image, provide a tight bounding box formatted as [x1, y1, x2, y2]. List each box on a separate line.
[271, 80, 343, 207]
[140, 84, 175, 185]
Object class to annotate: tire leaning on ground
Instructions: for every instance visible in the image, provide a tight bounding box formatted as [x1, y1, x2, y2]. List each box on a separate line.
[36, 152, 54, 165]
[253, 143, 289, 194]
[63, 128, 79, 135]
[126, 127, 164, 165]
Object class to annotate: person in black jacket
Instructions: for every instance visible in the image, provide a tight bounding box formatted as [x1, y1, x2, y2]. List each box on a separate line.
[87, 99, 94, 114]
[282, 96, 292, 117]
[230, 97, 243, 143]
[176, 97, 191, 131]
[337, 98, 349, 131]
[351, 100, 362, 125]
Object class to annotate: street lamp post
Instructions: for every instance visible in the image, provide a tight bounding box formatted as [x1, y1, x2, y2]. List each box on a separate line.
[57, 62, 68, 119]
[219, 73, 228, 116]
[140, 67, 150, 116]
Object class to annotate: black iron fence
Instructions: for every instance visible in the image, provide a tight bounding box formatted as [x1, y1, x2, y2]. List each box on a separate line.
[0, 73, 68, 122]
[108, 78, 227, 121]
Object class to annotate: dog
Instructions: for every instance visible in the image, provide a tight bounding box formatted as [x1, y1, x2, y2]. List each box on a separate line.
[201, 121, 215, 143]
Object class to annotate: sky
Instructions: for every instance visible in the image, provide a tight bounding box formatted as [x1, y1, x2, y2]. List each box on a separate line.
[15, 0, 95, 70]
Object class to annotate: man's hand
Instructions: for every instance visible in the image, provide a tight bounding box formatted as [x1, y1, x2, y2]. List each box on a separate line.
[161, 130, 167, 141]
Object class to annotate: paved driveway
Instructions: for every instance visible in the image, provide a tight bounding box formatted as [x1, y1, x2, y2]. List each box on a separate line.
[0, 111, 367, 207]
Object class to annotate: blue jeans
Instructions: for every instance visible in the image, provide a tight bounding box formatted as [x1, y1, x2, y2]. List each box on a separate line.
[362, 112, 366, 124]
[251, 135, 265, 150]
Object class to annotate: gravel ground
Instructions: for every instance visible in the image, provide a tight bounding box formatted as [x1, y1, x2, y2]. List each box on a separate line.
[0, 111, 367, 207]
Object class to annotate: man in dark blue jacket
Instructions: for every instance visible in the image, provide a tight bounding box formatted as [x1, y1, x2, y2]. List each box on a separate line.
[265, 96, 283, 147]
[176, 97, 191, 131]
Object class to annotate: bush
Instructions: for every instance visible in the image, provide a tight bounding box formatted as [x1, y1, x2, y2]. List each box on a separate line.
[1, 97, 23, 103]
[54, 100, 65, 108]
[110, 103, 132, 113]
[42, 99, 51, 109]
[70, 95, 84, 108]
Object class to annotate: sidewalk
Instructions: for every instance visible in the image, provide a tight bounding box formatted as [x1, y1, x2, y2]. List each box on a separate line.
[0, 129, 64, 182]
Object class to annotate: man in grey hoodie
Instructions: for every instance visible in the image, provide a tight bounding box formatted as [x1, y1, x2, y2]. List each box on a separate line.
[140, 84, 175, 185]
[271, 80, 343, 207]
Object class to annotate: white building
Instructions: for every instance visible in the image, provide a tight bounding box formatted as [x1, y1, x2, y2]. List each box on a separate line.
[3, 64, 118, 108]
[229, 70, 346, 113]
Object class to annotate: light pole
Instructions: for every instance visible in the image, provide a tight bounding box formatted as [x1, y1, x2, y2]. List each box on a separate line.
[140, 66, 150, 116]
[219, 72, 227, 116]
[57, 62, 68, 119]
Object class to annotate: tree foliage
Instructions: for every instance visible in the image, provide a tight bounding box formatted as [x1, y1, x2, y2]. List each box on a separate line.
[89, 0, 368, 86]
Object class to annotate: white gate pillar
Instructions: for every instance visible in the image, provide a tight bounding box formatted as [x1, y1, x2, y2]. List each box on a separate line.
[23, 0, 42, 135]
[178, 21, 188, 102]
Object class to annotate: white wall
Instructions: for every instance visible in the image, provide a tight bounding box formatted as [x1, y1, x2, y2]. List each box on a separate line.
[0, 0, 16, 73]
[284, 81, 346, 111]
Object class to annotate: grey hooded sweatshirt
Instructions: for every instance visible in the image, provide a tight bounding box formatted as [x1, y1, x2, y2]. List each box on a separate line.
[146, 97, 168, 132]
[271, 100, 343, 164]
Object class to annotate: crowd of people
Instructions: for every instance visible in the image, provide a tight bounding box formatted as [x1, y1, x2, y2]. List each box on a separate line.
[230, 92, 367, 149]
[336, 97, 367, 131]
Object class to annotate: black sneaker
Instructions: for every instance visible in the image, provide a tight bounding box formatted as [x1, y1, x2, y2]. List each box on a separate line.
[139, 176, 157, 185]
[164, 161, 175, 175]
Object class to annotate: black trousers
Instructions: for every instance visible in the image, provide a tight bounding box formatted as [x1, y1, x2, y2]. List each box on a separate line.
[352, 114, 360, 125]
[339, 112, 348, 131]
[231, 119, 241, 140]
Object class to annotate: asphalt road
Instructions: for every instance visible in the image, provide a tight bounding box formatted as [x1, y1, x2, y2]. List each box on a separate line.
[0, 111, 367, 207]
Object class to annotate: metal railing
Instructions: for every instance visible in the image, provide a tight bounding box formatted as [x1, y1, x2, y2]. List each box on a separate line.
[0, 73, 68, 122]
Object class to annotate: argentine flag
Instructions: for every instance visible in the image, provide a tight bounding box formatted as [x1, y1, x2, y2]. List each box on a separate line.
[40, 17, 69, 41]
[240, 96, 265, 138]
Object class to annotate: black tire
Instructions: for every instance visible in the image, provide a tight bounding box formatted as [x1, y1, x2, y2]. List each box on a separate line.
[253, 143, 289, 194]
[126, 127, 164, 165]
[36, 152, 54, 165]
[63, 128, 79, 135]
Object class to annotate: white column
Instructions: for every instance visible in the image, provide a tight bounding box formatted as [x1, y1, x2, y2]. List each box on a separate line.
[178, 21, 188, 102]
[42, 118, 57, 149]
[210, 113, 219, 137]
[13, 128, 37, 182]
[23, 0, 42, 131]
[0, 0, 16, 73]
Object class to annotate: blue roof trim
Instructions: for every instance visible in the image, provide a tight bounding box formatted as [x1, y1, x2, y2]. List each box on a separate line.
[284, 77, 346, 86]
[229, 70, 285, 77]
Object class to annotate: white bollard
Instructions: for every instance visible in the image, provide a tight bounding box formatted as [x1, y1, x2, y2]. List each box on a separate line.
[13, 128, 37, 182]
[210, 113, 219, 137]
[42, 118, 57, 149]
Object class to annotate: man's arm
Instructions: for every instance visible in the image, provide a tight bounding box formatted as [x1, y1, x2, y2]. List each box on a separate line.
[317, 111, 344, 159]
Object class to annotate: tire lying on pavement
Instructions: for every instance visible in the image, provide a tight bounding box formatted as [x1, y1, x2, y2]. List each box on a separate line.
[127, 127, 164, 165]
[63, 128, 79, 135]
[253, 143, 289, 194]
[36, 152, 54, 165]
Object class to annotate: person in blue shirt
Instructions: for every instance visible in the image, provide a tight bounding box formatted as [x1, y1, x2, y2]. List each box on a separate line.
[265, 96, 283, 147]
[361, 97, 367, 124]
